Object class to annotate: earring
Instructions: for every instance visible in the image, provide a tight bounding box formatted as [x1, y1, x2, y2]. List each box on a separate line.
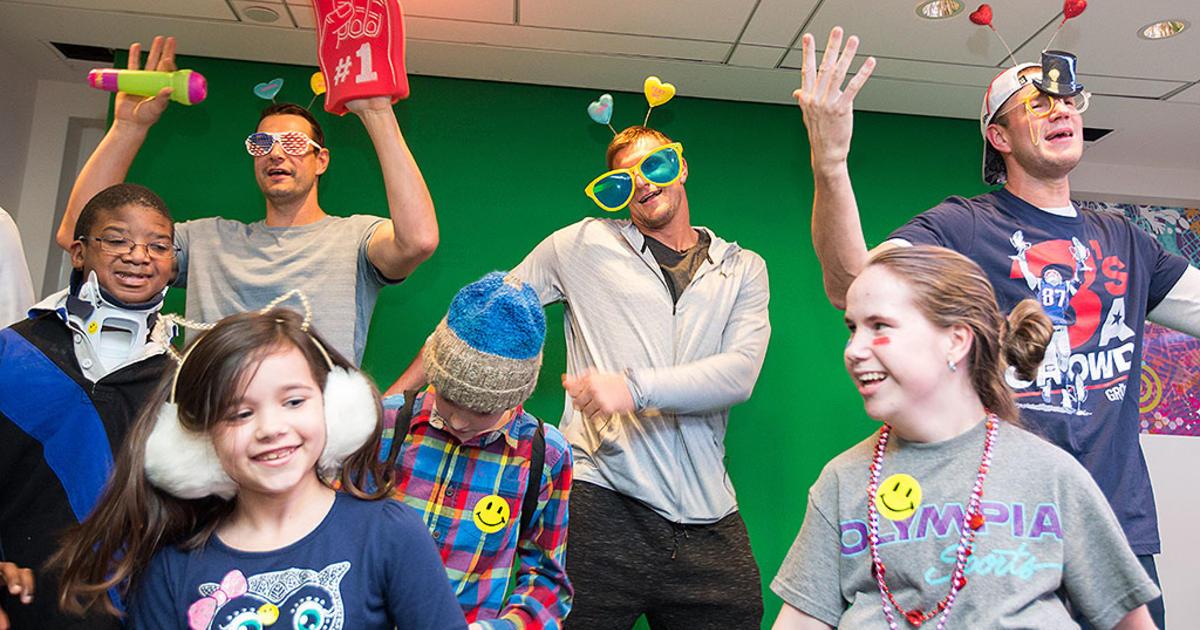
[948, 359, 958, 372]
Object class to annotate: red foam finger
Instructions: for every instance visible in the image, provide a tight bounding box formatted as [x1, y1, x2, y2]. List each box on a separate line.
[311, 0, 409, 115]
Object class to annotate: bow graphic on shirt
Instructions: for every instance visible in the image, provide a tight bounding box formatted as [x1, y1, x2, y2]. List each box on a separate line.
[187, 569, 248, 630]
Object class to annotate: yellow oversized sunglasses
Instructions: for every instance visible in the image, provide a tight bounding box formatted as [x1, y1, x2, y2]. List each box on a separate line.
[584, 143, 683, 211]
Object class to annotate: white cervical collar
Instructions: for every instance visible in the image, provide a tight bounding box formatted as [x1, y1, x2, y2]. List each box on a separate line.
[69, 271, 165, 370]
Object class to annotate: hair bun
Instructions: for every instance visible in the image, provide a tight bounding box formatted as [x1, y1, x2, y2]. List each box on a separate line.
[1002, 299, 1053, 382]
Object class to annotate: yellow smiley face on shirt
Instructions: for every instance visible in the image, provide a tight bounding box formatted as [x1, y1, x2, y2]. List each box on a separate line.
[875, 473, 922, 521]
[472, 494, 510, 534]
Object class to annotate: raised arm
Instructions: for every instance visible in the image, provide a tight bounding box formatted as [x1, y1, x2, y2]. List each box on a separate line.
[383, 346, 427, 397]
[56, 36, 176, 250]
[349, 98, 438, 281]
[794, 27, 877, 310]
[1009, 231, 1040, 291]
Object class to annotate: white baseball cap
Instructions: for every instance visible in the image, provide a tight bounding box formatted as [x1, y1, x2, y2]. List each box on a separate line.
[980, 63, 1039, 186]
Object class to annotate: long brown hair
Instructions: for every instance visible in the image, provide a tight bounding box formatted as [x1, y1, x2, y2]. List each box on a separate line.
[866, 246, 1053, 424]
[51, 309, 398, 617]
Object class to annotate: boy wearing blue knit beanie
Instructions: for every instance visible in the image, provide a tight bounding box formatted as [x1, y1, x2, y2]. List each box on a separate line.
[382, 271, 574, 629]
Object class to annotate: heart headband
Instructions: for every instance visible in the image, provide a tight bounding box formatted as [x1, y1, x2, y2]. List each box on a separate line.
[250, 73, 330, 111]
[967, 0, 1088, 65]
[587, 76, 677, 135]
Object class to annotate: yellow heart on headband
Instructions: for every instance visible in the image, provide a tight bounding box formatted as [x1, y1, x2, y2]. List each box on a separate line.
[644, 76, 676, 107]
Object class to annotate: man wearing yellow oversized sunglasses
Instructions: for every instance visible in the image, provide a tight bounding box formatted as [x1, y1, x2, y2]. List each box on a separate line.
[388, 125, 771, 627]
[584, 142, 684, 213]
[523, 126, 771, 628]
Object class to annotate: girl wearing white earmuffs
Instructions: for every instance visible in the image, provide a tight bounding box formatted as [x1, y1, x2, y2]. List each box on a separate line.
[52, 303, 466, 630]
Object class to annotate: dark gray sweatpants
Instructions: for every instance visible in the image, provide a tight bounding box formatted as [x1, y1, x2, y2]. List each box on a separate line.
[563, 481, 763, 630]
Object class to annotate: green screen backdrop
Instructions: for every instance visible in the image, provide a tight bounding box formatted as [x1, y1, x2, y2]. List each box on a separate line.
[121, 52, 991, 627]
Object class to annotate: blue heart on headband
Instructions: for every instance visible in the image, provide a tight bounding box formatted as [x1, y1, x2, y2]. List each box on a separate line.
[587, 94, 613, 125]
[253, 78, 284, 100]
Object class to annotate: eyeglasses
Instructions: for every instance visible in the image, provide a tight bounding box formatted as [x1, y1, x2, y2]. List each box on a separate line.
[244, 131, 323, 157]
[996, 89, 1090, 121]
[83, 236, 179, 260]
[584, 143, 684, 211]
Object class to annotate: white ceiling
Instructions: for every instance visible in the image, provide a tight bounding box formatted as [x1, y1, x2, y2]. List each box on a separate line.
[1, 0, 1198, 194]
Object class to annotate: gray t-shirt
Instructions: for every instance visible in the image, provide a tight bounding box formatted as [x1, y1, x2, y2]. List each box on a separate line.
[174, 215, 395, 364]
[772, 420, 1159, 630]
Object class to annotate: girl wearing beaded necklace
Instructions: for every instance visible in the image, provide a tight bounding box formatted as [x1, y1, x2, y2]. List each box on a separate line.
[770, 246, 1159, 630]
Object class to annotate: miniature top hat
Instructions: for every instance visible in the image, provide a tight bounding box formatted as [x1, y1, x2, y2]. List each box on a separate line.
[1032, 50, 1084, 97]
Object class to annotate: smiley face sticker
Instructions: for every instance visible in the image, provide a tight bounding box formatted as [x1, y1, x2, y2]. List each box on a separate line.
[875, 473, 922, 521]
[472, 494, 510, 534]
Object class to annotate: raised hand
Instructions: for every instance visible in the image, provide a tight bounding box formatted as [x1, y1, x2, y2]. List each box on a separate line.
[114, 36, 177, 130]
[793, 27, 876, 170]
[1010, 230, 1031, 254]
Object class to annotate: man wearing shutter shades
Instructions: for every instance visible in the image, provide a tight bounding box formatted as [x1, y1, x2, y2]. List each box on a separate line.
[57, 35, 437, 365]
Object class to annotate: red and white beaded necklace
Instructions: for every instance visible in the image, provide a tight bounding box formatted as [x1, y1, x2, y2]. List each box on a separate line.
[866, 414, 998, 629]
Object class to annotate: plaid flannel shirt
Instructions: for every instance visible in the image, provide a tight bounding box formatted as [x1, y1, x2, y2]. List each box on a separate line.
[383, 388, 573, 629]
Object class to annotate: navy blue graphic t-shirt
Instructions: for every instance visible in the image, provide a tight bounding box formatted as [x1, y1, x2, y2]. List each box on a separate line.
[890, 187, 1189, 554]
[128, 493, 467, 629]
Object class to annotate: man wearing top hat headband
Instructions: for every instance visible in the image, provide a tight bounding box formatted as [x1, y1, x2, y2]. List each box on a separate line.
[797, 27, 1200, 628]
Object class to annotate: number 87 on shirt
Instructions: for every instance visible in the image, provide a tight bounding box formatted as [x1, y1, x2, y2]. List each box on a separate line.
[311, 0, 409, 115]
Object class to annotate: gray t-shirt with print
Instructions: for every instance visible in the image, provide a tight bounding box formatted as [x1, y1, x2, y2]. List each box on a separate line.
[772, 420, 1158, 630]
[174, 214, 395, 364]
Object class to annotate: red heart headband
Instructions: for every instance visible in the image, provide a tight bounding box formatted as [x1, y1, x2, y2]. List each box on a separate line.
[969, 0, 1088, 66]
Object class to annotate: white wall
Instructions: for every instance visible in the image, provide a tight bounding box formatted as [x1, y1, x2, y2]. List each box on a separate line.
[1142, 433, 1197, 629]
[1073, 161, 1200, 209]
[0, 43, 36, 220]
[13, 78, 107, 300]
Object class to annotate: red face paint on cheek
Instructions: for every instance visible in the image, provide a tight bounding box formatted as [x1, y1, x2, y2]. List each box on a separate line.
[872, 337, 891, 346]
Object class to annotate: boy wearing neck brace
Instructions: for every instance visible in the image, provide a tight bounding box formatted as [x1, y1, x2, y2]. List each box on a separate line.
[0, 183, 174, 629]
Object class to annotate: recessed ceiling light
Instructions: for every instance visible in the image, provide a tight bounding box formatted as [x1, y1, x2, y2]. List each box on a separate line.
[242, 6, 281, 23]
[1138, 19, 1188, 40]
[916, 0, 963, 20]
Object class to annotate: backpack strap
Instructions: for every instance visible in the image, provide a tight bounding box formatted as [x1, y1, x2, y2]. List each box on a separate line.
[383, 389, 420, 469]
[520, 418, 546, 534]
